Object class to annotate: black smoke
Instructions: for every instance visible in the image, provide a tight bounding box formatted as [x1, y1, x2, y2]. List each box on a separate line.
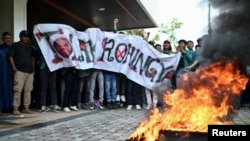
[198, 0, 250, 73]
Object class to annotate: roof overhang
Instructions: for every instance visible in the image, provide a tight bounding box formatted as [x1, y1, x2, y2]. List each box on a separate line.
[27, 0, 159, 32]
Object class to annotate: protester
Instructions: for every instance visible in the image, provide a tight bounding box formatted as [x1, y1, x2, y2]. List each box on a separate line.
[61, 67, 79, 112]
[186, 35, 209, 70]
[76, 69, 90, 109]
[104, 18, 119, 109]
[89, 69, 105, 110]
[0, 32, 13, 114]
[33, 37, 61, 113]
[8, 30, 35, 115]
[126, 79, 142, 110]
[113, 18, 127, 107]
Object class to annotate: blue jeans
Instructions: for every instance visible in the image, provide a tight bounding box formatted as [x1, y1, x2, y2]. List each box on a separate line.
[104, 73, 117, 102]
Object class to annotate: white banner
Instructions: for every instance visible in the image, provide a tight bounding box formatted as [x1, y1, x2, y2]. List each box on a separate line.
[33, 24, 181, 90]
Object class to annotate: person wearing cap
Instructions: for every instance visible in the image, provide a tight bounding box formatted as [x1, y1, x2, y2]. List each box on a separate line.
[0, 32, 13, 114]
[8, 30, 36, 115]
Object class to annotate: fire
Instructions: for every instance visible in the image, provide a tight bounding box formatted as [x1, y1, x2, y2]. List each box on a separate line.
[130, 61, 248, 140]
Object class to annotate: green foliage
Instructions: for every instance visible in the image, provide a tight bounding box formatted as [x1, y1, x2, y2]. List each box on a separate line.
[121, 18, 183, 50]
[150, 34, 160, 42]
[158, 18, 183, 49]
[123, 29, 159, 44]
[124, 29, 149, 40]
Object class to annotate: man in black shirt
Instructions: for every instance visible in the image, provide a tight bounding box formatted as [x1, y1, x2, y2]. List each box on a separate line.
[8, 30, 35, 115]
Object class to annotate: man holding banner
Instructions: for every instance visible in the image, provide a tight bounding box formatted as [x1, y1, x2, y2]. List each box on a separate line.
[33, 24, 181, 103]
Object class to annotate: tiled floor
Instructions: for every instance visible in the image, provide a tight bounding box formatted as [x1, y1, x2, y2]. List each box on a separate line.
[233, 107, 250, 124]
[0, 107, 249, 141]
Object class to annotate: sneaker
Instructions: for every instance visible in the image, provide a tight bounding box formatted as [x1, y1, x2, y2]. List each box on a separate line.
[22, 108, 34, 114]
[127, 105, 133, 110]
[99, 102, 104, 110]
[63, 107, 71, 112]
[13, 109, 21, 115]
[136, 105, 142, 110]
[142, 104, 147, 109]
[153, 104, 157, 108]
[50, 105, 59, 112]
[82, 103, 89, 110]
[94, 100, 100, 109]
[107, 102, 114, 109]
[146, 104, 152, 110]
[54, 105, 61, 110]
[112, 101, 118, 109]
[89, 102, 95, 110]
[121, 95, 126, 102]
[70, 106, 79, 111]
[119, 102, 124, 108]
[77, 103, 82, 109]
[116, 95, 120, 102]
[40, 106, 50, 113]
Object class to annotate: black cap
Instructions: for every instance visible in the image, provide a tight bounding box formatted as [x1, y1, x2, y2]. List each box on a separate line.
[19, 30, 30, 37]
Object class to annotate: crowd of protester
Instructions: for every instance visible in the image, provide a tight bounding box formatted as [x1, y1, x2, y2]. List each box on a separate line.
[1, 19, 249, 116]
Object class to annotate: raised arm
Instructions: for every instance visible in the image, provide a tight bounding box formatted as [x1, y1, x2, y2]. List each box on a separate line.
[113, 18, 119, 33]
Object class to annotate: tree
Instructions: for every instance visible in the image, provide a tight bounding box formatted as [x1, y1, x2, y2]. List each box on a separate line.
[158, 18, 183, 50]
[123, 29, 159, 46]
[121, 18, 183, 50]
[124, 29, 150, 41]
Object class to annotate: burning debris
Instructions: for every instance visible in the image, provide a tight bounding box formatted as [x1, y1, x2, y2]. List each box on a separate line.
[129, 61, 248, 141]
[127, 130, 207, 141]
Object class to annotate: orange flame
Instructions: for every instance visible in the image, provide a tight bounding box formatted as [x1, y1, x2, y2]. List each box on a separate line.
[130, 61, 248, 140]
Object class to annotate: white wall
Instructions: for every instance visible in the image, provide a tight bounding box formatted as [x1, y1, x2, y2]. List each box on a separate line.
[0, 0, 13, 44]
[13, 0, 27, 42]
[0, 0, 27, 43]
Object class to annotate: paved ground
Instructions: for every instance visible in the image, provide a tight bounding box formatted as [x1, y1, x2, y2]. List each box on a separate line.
[0, 106, 249, 141]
